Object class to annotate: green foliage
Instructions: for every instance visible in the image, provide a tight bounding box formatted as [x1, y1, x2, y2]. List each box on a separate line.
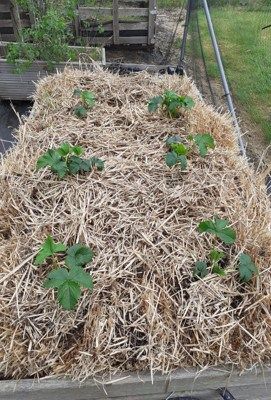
[38, 236, 94, 310]
[210, 249, 226, 276]
[190, 133, 215, 157]
[193, 261, 208, 278]
[7, 5, 77, 73]
[36, 143, 104, 178]
[238, 253, 258, 282]
[165, 135, 188, 171]
[73, 89, 96, 119]
[198, 217, 236, 244]
[148, 91, 195, 117]
[65, 244, 93, 268]
[35, 236, 67, 265]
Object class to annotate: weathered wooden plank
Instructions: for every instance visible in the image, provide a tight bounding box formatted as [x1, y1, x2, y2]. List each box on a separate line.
[82, 21, 148, 32]
[0, 368, 270, 400]
[0, 4, 10, 12]
[0, 19, 31, 28]
[79, 7, 148, 20]
[113, 0, 120, 44]
[148, 0, 156, 45]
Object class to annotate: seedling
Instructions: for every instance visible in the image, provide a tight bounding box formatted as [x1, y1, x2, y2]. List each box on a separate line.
[36, 143, 104, 178]
[165, 135, 188, 170]
[35, 236, 94, 310]
[238, 253, 258, 282]
[198, 217, 236, 244]
[189, 133, 215, 157]
[193, 248, 226, 279]
[148, 90, 195, 118]
[73, 89, 96, 119]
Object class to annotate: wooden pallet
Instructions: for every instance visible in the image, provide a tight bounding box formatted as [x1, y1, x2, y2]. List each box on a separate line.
[78, 0, 157, 46]
[0, 0, 157, 47]
[0, 367, 270, 400]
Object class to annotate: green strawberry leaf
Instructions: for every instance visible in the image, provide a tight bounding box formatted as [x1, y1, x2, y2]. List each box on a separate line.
[68, 156, 91, 175]
[177, 155, 187, 170]
[193, 261, 208, 279]
[34, 235, 67, 265]
[73, 88, 82, 97]
[198, 218, 236, 244]
[69, 266, 93, 290]
[238, 253, 258, 282]
[65, 244, 93, 268]
[74, 105, 88, 119]
[210, 249, 225, 263]
[56, 143, 72, 157]
[36, 149, 62, 170]
[171, 142, 188, 156]
[72, 145, 84, 156]
[148, 96, 163, 112]
[212, 265, 226, 276]
[91, 157, 105, 171]
[183, 96, 195, 109]
[165, 151, 178, 167]
[57, 280, 81, 310]
[166, 135, 182, 147]
[44, 268, 69, 288]
[81, 90, 95, 109]
[193, 133, 215, 157]
[51, 160, 68, 178]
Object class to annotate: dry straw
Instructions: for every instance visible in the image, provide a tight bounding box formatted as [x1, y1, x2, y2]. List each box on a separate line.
[0, 66, 270, 381]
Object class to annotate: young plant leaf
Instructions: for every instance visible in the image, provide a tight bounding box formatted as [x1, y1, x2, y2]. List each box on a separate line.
[67, 156, 91, 175]
[56, 142, 72, 157]
[198, 217, 236, 244]
[177, 155, 187, 170]
[44, 268, 69, 288]
[65, 244, 93, 268]
[194, 133, 215, 157]
[212, 264, 226, 276]
[57, 280, 81, 310]
[34, 235, 67, 265]
[74, 105, 88, 119]
[148, 95, 163, 112]
[36, 149, 61, 169]
[166, 135, 182, 147]
[72, 145, 84, 156]
[69, 266, 93, 289]
[165, 151, 178, 167]
[91, 157, 105, 171]
[210, 249, 225, 263]
[73, 88, 82, 97]
[183, 96, 195, 109]
[171, 142, 188, 156]
[238, 253, 258, 282]
[81, 90, 95, 109]
[193, 261, 208, 279]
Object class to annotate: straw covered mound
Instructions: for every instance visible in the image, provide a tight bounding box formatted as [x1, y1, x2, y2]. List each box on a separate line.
[0, 67, 270, 381]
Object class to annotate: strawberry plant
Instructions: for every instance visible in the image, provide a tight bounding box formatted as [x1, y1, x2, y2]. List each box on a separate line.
[36, 143, 104, 178]
[148, 90, 195, 118]
[35, 236, 94, 310]
[238, 253, 258, 282]
[198, 217, 236, 244]
[73, 89, 96, 119]
[193, 248, 226, 279]
[189, 133, 215, 157]
[165, 139, 188, 170]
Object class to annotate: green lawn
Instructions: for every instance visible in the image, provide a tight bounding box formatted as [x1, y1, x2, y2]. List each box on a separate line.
[197, 6, 271, 141]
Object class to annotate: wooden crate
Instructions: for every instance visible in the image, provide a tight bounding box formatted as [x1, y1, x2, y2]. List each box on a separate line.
[0, 367, 270, 400]
[77, 0, 157, 46]
[0, 0, 31, 41]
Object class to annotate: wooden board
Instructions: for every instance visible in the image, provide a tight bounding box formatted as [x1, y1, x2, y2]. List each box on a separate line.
[0, 367, 270, 400]
[0, 59, 174, 100]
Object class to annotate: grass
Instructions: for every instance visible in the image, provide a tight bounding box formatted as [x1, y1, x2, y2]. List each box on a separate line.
[157, 0, 185, 8]
[196, 6, 271, 142]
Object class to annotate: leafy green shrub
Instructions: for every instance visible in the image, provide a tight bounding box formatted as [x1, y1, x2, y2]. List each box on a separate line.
[36, 143, 104, 178]
[35, 236, 94, 310]
[7, 5, 77, 73]
[148, 91, 195, 118]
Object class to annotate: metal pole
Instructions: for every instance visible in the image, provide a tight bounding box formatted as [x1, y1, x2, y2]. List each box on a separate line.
[179, 0, 193, 70]
[201, 0, 246, 157]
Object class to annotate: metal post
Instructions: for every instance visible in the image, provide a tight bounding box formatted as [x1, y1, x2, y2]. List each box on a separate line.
[201, 0, 246, 157]
[179, 0, 194, 70]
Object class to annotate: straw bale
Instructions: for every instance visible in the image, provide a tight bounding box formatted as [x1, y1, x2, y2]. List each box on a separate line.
[0, 67, 270, 381]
